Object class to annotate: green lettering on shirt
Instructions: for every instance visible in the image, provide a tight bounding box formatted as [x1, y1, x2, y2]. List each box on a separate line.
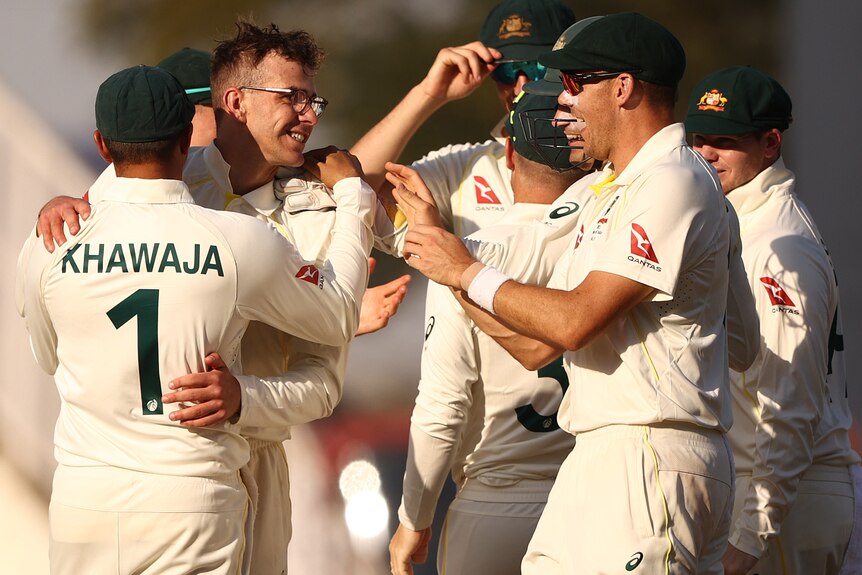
[130, 243, 159, 272]
[105, 243, 129, 273]
[82, 243, 104, 273]
[201, 245, 224, 277]
[158, 243, 181, 273]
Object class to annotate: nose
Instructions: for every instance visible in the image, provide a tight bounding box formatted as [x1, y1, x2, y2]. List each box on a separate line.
[694, 144, 717, 162]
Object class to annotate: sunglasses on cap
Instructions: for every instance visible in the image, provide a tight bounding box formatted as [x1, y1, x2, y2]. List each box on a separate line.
[559, 70, 640, 95]
[492, 60, 547, 86]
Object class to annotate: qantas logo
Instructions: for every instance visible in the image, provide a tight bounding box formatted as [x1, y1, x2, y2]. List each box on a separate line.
[630, 224, 659, 263]
[574, 224, 584, 249]
[760, 277, 798, 313]
[628, 223, 661, 271]
[296, 264, 323, 288]
[474, 176, 501, 204]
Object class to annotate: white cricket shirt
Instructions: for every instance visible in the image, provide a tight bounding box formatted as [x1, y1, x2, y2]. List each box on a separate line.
[723, 160, 859, 557]
[548, 124, 734, 434]
[17, 176, 372, 476]
[399, 202, 583, 530]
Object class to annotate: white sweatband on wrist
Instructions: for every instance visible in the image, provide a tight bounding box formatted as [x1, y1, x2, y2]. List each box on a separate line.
[460, 261, 486, 292]
[467, 265, 510, 315]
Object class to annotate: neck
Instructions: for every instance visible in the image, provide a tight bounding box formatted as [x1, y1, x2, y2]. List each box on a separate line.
[608, 109, 675, 175]
[214, 126, 278, 196]
[114, 163, 183, 181]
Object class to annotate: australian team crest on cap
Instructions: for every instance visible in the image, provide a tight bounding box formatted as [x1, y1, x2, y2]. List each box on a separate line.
[697, 89, 728, 112]
[498, 14, 533, 39]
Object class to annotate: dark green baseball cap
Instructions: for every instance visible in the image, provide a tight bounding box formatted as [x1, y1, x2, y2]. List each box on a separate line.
[508, 91, 571, 171]
[157, 48, 212, 105]
[480, 0, 575, 61]
[684, 66, 792, 135]
[524, 15, 605, 96]
[539, 12, 685, 87]
[95, 65, 195, 143]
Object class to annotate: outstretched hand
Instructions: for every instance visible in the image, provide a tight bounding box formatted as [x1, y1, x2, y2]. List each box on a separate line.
[356, 257, 412, 336]
[385, 162, 442, 228]
[162, 352, 241, 427]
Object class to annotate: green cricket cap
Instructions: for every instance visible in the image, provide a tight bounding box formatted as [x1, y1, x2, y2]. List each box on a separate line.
[480, 0, 575, 61]
[508, 91, 570, 170]
[539, 12, 685, 87]
[95, 65, 195, 143]
[157, 48, 212, 105]
[524, 15, 606, 96]
[684, 66, 792, 135]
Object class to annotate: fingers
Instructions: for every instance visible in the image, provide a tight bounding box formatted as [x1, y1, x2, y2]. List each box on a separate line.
[204, 352, 226, 371]
[167, 402, 230, 427]
[37, 197, 92, 253]
[382, 274, 412, 296]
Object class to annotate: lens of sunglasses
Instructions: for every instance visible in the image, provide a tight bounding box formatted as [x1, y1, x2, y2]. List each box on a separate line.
[492, 61, 546, 85]
[560, 73, 581, 95]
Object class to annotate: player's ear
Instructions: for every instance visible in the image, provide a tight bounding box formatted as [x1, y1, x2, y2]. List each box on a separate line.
[93, 130, 113, 164]
[763, 128, 782, 162]
[223, 86, 246, 122]
[505, 137, 515, 170]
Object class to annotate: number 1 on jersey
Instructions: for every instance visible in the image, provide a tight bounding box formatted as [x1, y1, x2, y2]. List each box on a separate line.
[107, 289, 163, 415]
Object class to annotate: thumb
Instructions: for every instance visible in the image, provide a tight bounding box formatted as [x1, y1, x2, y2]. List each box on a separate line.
[205, 352, 227, 371]
[368, 256, 377, 276]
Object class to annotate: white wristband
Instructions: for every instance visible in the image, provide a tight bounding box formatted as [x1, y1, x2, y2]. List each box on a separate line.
[467, 265, 510, 315]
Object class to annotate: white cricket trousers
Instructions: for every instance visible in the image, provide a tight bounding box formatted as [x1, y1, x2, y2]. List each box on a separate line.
[240, 438, 291, 575]
[734, 463, 856, 574]
[522, 423, 734, 575]
[49, 464, 248, 575]
[437, 477, 554, 575]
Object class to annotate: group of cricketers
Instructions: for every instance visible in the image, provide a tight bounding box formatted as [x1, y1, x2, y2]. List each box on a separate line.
[16, 0, 861, 573]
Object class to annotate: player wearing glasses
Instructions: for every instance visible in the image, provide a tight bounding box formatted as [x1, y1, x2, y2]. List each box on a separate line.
[36, 21, 383, 575]
[395, 13, 750, 573]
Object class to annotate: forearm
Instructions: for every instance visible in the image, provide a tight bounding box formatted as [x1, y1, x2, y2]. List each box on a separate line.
[398, 415, 460, 530]
[454, 288, 562, 370]
[236, 345, 346, 440]
[351, 84, 444, 191]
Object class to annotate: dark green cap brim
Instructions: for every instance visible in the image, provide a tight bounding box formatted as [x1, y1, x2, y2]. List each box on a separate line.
[157, 48, 212, 105]
[523, 75, 562, 96]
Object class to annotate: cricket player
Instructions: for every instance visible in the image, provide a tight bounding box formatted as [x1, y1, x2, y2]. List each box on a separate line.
[685, 66, 861, 575]
[395, 13, 746, 573]
[16, 65, 373, 574]
[34, 22, 403, 575]
[389, 90, 596, 575]
[157, 47, 216, 147]
[353, 0, 576, 254]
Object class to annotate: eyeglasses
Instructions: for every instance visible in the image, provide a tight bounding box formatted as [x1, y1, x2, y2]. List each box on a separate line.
[559, 70, 639, 95]
[491, 60, 546, 85]
[240, 86, 328, 117]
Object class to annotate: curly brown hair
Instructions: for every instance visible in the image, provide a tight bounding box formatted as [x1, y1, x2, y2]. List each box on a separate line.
[211, 20, 324, 108]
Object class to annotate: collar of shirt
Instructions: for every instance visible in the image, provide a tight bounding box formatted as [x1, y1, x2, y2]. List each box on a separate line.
[237, 179, 282, 217]
[273, 174, 336, 213]
[599, 123, 687, 189]
[101, 177, 193, 204]
[725, 157, 795, 217]
[200, 143, 234, 199]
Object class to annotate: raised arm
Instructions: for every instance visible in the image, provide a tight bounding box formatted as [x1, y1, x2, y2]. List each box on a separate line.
[350, 42, 499, 194]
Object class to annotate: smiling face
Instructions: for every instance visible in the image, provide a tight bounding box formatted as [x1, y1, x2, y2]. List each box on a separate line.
[240, 53, 320, 168]
[557, 77, 616, 163]
[691, 129, 780, 194]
